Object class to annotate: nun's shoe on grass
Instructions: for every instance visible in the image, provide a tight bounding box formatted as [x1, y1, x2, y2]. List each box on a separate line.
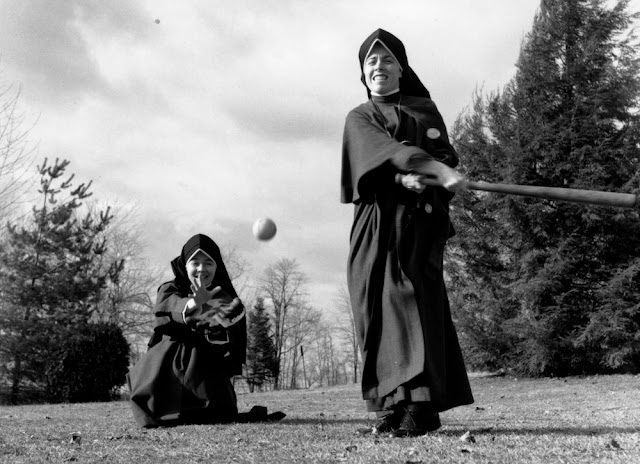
[356, 408, 403, 435]
[387, 408, 441, 438]
[371, 408, 403, 435]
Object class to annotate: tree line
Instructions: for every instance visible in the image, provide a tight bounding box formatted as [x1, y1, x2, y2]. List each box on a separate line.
[242, 261, 359, 393]
[1, 0, 639, 404]
[447, 0, 640, 376]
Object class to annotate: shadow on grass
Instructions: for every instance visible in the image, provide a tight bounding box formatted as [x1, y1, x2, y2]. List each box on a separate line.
[273, 417, 369, 426]
[276, 418, 639, 436]
[442, 422, 639, 437]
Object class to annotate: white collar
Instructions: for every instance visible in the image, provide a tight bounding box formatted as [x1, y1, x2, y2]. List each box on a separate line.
[370, 88, 400, 97]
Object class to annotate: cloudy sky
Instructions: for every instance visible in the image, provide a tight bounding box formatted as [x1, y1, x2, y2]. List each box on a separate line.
[4, 0, 633, 310]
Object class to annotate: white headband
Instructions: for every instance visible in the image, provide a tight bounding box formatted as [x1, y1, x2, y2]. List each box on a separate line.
[364, 39, 403, 71]
[187, 248, 215, 264]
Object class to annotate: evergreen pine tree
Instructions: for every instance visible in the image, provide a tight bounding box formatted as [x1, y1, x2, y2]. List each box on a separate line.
[0, 158, 127, 403]
[450, 0, 640, 375]
[245, 297, 277, 391]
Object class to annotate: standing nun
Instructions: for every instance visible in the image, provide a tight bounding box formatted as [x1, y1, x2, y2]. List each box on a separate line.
[341, 29, 474, 437]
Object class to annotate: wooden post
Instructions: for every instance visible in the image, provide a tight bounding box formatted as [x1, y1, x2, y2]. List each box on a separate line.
[300, 345, 308, 389]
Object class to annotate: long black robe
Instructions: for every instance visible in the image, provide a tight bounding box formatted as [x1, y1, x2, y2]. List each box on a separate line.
[127, 284, 241, 427]
[341, 94, 473, 412]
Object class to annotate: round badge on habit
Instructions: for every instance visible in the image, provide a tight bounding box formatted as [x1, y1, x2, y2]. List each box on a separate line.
[424, 203, 433, 214]
[426, 128, 441, 139]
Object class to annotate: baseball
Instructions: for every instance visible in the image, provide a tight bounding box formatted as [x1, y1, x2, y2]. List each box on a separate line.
[252, 217, 277, 241]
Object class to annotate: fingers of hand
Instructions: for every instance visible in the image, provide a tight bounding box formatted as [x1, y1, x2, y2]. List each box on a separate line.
[185, 311, 214, 327]
[220, 298, 243, 317]
[193, 282, 213, 306]
[401, 174, 426, 193]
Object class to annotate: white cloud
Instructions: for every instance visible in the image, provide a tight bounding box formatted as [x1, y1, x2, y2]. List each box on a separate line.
[2, 0, 583, 309]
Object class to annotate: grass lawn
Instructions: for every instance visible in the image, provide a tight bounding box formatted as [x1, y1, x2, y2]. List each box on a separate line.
[1, 374, 638, 463]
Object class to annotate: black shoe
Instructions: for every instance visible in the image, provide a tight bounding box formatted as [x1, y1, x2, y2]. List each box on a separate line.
[356, 408, 402, 435]
[372, 408, 403, 435]
[388, 407, 441, 438]
[236, 406, 286, 423]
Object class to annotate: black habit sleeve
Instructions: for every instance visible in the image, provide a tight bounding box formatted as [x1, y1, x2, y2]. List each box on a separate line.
[341, 101, 437, 204]
[149, 281, 247, 376]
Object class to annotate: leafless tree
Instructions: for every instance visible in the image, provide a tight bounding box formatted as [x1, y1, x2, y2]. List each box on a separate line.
[257, 258, 309, 389]
[335, 283, 360, 383]
[282, 303, 321, 389]
[90, 203, 164, 358]
[311, 321, 343, 387]
[0, 83, 37, 226]
[221, 243, 252, 303]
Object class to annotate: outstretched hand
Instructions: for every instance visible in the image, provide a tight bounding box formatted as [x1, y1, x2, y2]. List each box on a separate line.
[399, 173, 426, 193]
[190, 280, 221, 308]
[185, 279, 243, 330]
[216, 297, 244, 321]
[415, 160, 467, 192]
[185, 297, 243, 330]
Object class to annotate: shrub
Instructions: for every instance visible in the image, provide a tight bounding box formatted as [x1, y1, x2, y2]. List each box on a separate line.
[44, 323, 130, 403]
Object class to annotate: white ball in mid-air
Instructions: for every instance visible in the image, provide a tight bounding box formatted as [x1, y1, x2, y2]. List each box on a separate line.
[252, 217, 277, 241]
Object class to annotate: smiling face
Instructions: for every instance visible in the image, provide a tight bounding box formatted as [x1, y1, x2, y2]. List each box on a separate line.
[363, 42, 402, 95]
[186, 250, 217, 288]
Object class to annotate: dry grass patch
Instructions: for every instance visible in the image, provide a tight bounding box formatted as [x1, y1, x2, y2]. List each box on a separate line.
[1, 374, 638, 463]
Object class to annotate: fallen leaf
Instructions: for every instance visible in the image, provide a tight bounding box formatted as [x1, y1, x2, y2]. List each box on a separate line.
[460, 431, 476, 443]
[405, 448, 422, 463]
[607, 439, 621, 449]
[69, 433, 81, 445]
[345, 445, 357, 452]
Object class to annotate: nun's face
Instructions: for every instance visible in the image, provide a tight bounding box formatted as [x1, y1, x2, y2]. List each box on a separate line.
[363, 43, 402, 95]
[186, 251, 217, 288]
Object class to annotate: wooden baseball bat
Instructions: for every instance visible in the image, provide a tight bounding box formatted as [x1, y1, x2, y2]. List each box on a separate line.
[395, 174, 639, 208]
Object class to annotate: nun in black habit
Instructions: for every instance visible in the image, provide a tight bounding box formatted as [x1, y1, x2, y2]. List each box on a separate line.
[127, 234, 246, 427]
[341, 29, 474, 437]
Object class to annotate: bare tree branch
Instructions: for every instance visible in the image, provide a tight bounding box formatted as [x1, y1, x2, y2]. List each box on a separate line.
[256, 258, 312, 389]
[333, 283, 361, 383]
[0, 82, 38, 225]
